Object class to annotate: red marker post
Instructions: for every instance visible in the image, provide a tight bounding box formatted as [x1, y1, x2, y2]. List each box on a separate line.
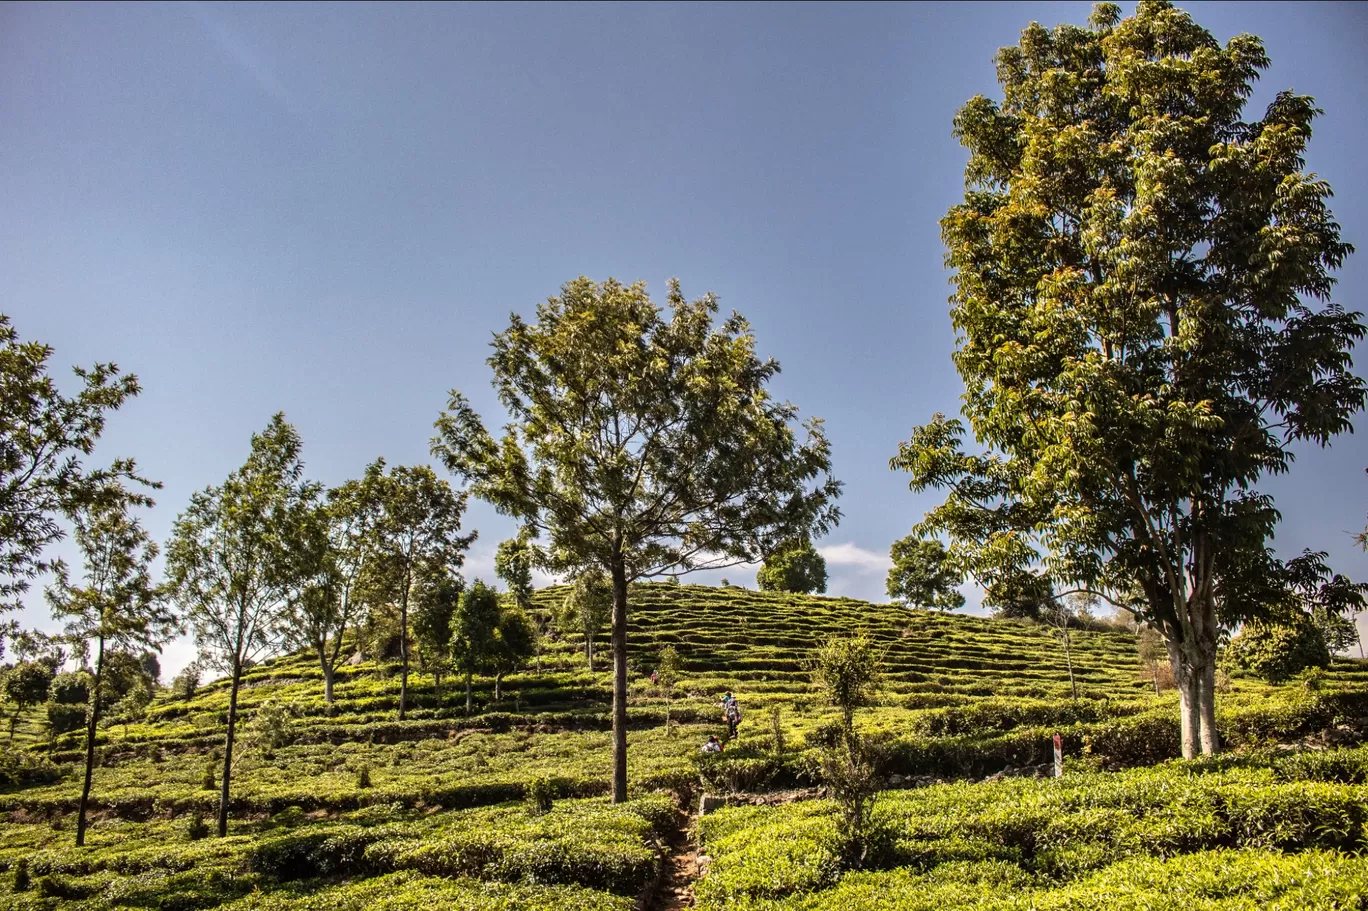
[1052, 733, 1063, 778]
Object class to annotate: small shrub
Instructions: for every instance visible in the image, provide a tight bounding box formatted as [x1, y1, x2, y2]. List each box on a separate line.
[12, 859, 29, 893]
[526, 776, 555, 816]
[770, 705, 786, 755]
[201, 761, 217, 791]
[357, 765, 372, 789]
[186, 813, 210, 841]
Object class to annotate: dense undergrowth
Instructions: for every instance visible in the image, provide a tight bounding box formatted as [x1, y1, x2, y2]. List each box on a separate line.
[2, 583, 1366, 910]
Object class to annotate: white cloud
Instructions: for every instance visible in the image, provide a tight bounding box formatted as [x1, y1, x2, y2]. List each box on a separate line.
[818, 541, 891, 574]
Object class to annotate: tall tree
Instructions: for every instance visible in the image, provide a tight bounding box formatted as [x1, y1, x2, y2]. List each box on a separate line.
[756, 538, 827, 594]
[46, 486, 176, 846]
[369, 463, 475, 720]
[489, 602, 536, 702]
[433, 277, 840, 802]
[0, 315, 150, 630]
[885, 536, 965, 611]
[560, 568, 611, 672]
[495, 535, 535, 610]
[411, 562, 462, 696]
[895, 1, 1366, 757]
[165, 414, 314, 836]
[279, 467, 384, 705]
[451, 580, 499, 714]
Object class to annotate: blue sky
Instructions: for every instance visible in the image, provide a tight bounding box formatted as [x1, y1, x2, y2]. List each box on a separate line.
[4, 2, 1367, 674]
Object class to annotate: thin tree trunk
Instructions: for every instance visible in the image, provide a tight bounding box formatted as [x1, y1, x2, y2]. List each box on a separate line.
[609, 559, 629, 805]
[495, 672, 503, 702]
[1198, 658, 1220, 755]
[586, 635, 594, 673]
[76, 636, 104, 847]
[218, 663, 243, 837]
[399, 584, 410, 721]
[465, 668, 473, 716]
[321, 656, 334, 706]
[1153, 663, 1161, 697]
[1062, 625, 1077, 701]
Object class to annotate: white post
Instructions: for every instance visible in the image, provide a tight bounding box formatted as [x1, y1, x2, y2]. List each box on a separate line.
[1052, 733, 1063, 778]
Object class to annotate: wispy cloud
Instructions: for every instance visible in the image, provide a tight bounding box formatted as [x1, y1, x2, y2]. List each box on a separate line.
[818, 541, 891, 574]
[190, 3, 295, 110]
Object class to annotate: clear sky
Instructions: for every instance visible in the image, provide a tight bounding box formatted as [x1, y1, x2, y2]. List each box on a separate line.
[3, 1, 1367, 675]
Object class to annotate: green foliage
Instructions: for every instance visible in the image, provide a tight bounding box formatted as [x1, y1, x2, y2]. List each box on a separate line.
[452, 581, 500, 713]
[757, 539, 827, 595]
[3, 660, 55, 727]
[490, 605, 537, 697]
[1226, 615, 1330, 683]
[809, 635, 883, 734]
[495, 536, 535, 609]
[11, 857, 29, 893]
[356, 765, 372, 789]
[367, 461, 477, 720]
[895, 0, 1368, 759]
[185, 813, 209, 841]
[559, 569, 611, 671]
[432, 276, 842, 801]
[695, 762, 1368, 909]
[526, 775, 554, 816]
[885, 537, 963, 611]
[410, 563, 462, 688]
[170, 661, 201, 701]
[165, 413, 317, 837]
[0, 314, 149, 617]
[0, 751, 59, 789]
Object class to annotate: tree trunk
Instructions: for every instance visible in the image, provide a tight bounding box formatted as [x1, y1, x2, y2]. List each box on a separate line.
[321, 657, 334, 706]
[609, 560, 629, 804]
[218, 663, 243, 837]
[465, 668, 473, 716]
[1198, 657, 1220, 755]
[586, 635, 595, 673]
[1061, 625, 1077, 702]
[1152, 663, 1161, 697]
[495, 672, 503, 702]
[76, 636, 105, 847]
[399, 584, 410, 721]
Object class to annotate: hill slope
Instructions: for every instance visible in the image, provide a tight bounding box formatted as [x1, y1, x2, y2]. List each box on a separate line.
[1, 583, 1366, 910]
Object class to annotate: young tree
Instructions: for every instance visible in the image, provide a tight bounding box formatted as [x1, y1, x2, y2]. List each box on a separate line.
[451, 580, 499, 715]
[279, 468, 384, 705]
[47, 487, 176, 845]
[411, 562, 462, 695]
[1042, 599, 1083, 702]
[655, 644, 682, 734]
[808, 635, 886, 869]
[433, 277, 840, 802]
[495, 536, 535, 610]
[885, 536, 964, 611]
[370, 464, 475, 720]
[2, 660, 54, 740]
[895, 2, 1366, 758]
[165, 414, 314, 837]
[0, 315, 150, 627]
[559, 568, 611, 672]
[756, 538, 827, 594]
[489, 603, 536, 702]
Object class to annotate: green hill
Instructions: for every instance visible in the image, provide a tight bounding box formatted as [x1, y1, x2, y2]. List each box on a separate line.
[2, 583, 1366, 910]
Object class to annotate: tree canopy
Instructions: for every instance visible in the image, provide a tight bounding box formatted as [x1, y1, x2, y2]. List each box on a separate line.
[894, 0, 1366, 758]
[885, 536, 964, 611]
[0, 315, 150, 629]
[757, 538, 828, 594]
[433, 276, 841, 801]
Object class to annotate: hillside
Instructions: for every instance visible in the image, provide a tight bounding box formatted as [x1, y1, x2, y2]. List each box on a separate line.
[2, 583, 1367, 910]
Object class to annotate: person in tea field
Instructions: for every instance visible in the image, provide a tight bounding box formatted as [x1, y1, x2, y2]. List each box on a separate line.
[722, 692, 742, 737]
[701, 734, 723, 753]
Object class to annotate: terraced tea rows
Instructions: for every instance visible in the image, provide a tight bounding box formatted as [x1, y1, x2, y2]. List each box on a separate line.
[2, 583, 1366, 911]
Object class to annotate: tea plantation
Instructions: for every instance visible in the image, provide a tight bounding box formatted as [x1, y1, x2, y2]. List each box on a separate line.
[3, 583, 1367, 910]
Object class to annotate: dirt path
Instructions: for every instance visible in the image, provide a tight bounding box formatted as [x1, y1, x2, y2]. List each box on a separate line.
[651, 811, 698, 910]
